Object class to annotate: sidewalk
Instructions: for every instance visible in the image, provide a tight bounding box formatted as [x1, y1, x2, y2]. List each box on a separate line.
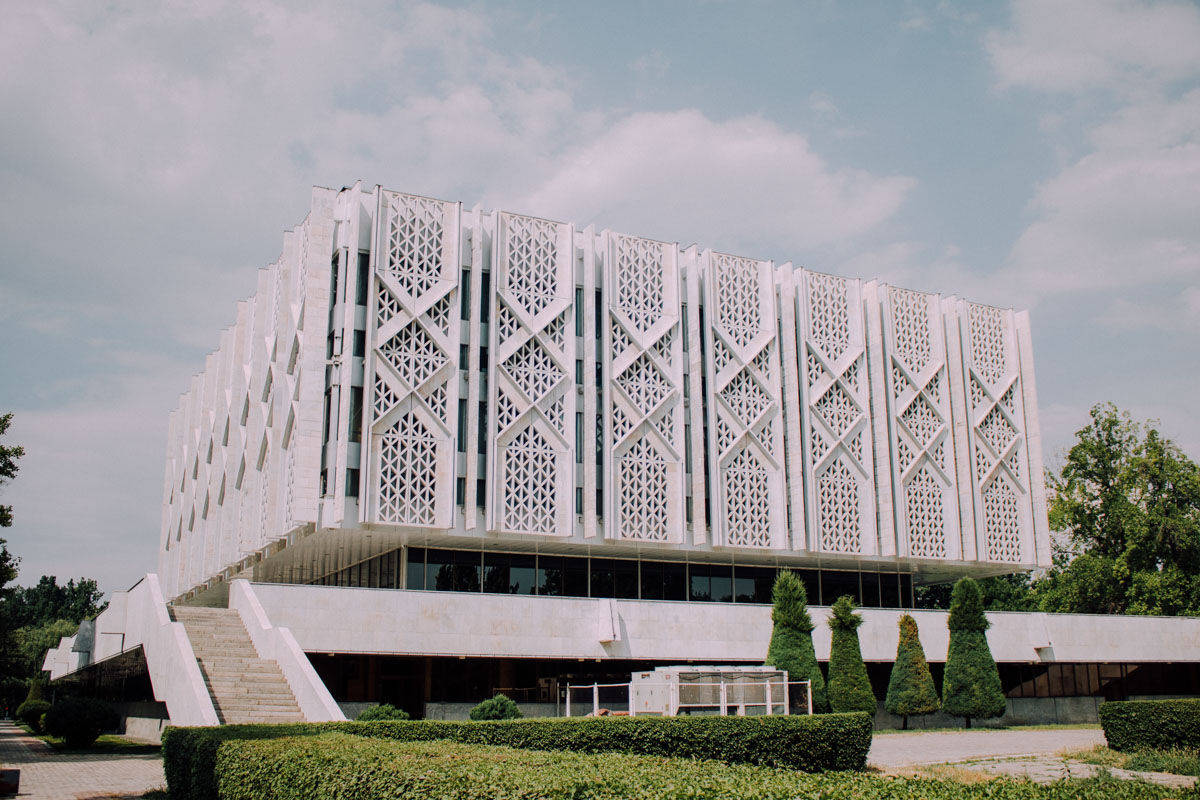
[868, 726, 1107, 767]
[0, 722, 165, 800]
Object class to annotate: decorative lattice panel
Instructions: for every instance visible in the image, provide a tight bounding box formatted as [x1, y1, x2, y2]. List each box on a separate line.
[884, 286, 959, 559]
[606, 234, 685, 544]
[369, 191, 459, 529]
[799, 271, 876, 555]
[377, 413, 438, 525]
[488, 212, 575, 536]
[704, 251, 785, 549]
[961, 302, 1033, 563]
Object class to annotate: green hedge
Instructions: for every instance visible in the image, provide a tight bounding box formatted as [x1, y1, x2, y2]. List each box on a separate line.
[1100, 698, 1200, 752]
[163, 713, 872, 800]
[212, 733, 1187, 800]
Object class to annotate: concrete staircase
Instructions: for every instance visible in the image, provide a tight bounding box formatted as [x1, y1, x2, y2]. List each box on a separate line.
[170, 606, 306, 724]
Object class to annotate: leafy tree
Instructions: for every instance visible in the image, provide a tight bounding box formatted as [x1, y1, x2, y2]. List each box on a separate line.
[1038, 404, 1200, 615]
[469, 693, 522, 720]
[7, 576, 106, 630]
[764, 571, 827, 713]
[15, 619, 78, 676]
[941, 578, 1005, 728]
[0, 413, 23, 529]
[826, 595, 876, 715]
[885, 614, 939, 729]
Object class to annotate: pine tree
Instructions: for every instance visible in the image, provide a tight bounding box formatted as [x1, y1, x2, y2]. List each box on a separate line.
[885, 613, 939, 729]
[764, 571, 828, 712]
[826, 595, 877, 715]
[941, 577, 1006, 727]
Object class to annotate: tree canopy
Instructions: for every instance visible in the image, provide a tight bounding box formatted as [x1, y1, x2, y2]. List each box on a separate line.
[5, 575, 106, 630]
[0, 413, 23, 529]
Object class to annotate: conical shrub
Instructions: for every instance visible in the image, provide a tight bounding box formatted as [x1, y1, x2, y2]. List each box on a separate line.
[826, 595, 877, 715]
[885, 613, 939, 728]
[941, 577, 1006, 727]
[764, 571, 828, 712]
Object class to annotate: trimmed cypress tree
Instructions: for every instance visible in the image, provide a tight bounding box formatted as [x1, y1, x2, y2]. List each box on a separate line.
[826, 595, 877, 715]
[764, 571, 828, 712]
[941, 577, 1006, 727]
[885, 613, 939, 729]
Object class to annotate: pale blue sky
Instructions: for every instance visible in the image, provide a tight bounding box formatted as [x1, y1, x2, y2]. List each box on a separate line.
[1, 0, 1197, 593]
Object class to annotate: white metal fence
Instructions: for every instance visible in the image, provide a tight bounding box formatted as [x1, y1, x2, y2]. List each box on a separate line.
[562, 679, 813, 718]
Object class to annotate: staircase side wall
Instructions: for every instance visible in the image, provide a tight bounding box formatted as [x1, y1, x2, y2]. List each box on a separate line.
[229, 579, 346, 721]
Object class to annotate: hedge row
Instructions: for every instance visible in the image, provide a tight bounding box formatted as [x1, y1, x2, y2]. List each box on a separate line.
[1100, 698, 1200, 752]
[212, 733, 1187, 800]
[163, 714, 872, 800]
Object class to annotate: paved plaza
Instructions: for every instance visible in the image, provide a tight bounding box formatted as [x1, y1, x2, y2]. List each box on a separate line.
[869, 726, 1108, 767]
[0, 722, 164, 800]
[870, 726, 1196, 788]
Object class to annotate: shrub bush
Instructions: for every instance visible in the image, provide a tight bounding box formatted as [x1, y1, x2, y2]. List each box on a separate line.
[765, 571, 828, 712]
[43, 697, 120, 748]
[162, 713, 873, 800]
[941, 577, 1005, 727]
[826, 595, 877, 715]
[1100, 698, 1200, 752]
[355, 703, 410, 721]
[212, 733, 1184, 800]
[885, 613, 940, 728]
[468, 693, 521, 720]
[15, 698, 51, 734]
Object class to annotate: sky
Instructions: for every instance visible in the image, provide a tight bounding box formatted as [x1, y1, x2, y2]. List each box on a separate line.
[1, 0, 1198, 596]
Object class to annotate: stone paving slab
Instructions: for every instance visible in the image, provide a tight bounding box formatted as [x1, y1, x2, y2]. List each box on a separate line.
[0, 722, 164, 800]
[869, 726, 1107, 767]
[961, 755, 1197, 789]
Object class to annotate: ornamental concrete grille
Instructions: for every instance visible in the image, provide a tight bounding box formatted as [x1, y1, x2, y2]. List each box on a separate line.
[157, 182, 1052, 602]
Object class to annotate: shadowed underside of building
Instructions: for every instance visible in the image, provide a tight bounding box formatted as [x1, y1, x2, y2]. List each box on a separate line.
[43, 184, 1199, 733]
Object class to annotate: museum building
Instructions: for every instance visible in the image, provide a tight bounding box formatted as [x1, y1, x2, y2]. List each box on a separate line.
[43, 183, 1200, 734]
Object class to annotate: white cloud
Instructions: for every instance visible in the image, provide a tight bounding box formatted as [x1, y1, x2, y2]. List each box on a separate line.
[987, 0, 1200, 93]
[0, 1, 921, 593]
[986, 4, 1200, 322]
[522, 110, 914, 258]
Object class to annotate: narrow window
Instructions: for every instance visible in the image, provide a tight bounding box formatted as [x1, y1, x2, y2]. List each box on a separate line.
[460, 269, 471, 320]
[353, 329, 366, 358]
[457, 399, 468, 453]
[349, 386, 363, 443]
[480, 271, 491, 324]
[345, 468, 360, 498]
[355, 252, 369, 306]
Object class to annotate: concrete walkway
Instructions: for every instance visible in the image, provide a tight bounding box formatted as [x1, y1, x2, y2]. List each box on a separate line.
[868, 726, 1107, 768]
[0, 722, 165, 800]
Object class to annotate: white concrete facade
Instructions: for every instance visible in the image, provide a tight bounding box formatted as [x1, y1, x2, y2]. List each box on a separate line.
[250, 581, 1200, 666]
[157, 183, 1050, 602]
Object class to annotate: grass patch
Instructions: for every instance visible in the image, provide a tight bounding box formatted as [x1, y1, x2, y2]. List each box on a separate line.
[1061, 744, 1200, 778]
[1126, 747, 1200, 777]
[1061, 744, 1127, 768]
[887, 763, 998, 784]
